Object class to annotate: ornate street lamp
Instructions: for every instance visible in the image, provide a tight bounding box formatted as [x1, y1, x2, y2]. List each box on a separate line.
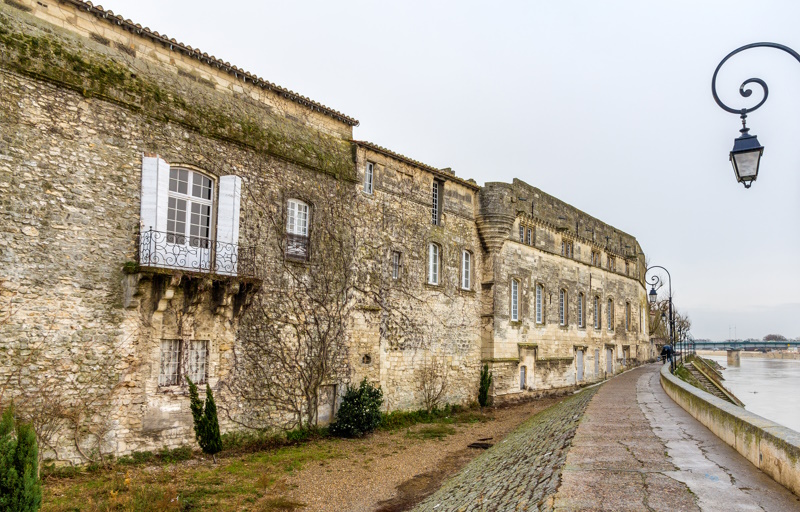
[647, 265, 675, 369]
[712, 42, 800, 188]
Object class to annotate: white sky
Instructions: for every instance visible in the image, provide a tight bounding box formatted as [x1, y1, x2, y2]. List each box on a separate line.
[100, 0, 800, 341]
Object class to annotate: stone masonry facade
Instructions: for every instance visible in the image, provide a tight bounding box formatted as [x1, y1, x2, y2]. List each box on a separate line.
[0, 0, 651, 463]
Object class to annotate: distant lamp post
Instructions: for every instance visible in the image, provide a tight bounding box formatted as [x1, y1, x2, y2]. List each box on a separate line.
[712, 42, 800, 188]
[647, 265, 676, 369]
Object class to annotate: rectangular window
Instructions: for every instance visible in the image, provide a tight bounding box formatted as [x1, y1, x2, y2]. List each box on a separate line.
[187, 340, 208, 384]
[511, 279, 519, 321]
[159, 339, 208, 386]
[519, 225, 524, 243]
[626, 302, 631, 331]
[578, 293, 584, 328]
[526, 228, 532, 245]
[364, 162, 374, 194]
[159, 339, 181, 387]
[461, 250, 471, 290]
[431, 180, 443, 225]
[593, 296, 600, 329]
[607, 299, 614, 331]
[559, 289, 566, 326]
[625, 261, 630, 275]
[428, 243, 439, 285]
[592, 251, 600, 266]
[535, 284, 544, 324]
[608, 256, 615, 272]
[392, 251, 401, 280]
[287, 199, 309, 236]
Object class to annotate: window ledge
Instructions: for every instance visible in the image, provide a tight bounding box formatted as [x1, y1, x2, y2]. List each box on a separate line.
[459, 288, 476, 296]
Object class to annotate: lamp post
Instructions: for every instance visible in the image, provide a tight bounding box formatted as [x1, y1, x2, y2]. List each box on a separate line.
[712, 42, 800, 188]
[647, 265, 675, 370]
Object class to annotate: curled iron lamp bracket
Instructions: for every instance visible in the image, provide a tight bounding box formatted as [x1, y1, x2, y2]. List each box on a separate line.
[712, 42, 800, 117]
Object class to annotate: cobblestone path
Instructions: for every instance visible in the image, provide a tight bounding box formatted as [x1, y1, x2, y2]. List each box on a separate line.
[412, 387, 599, 512]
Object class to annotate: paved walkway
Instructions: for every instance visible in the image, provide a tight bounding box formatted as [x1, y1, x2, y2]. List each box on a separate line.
[412, 364, 800, 511]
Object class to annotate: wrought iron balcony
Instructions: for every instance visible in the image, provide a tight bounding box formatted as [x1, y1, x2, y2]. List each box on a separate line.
[137, 228, 257, 278]
[285, 233, 310, 261]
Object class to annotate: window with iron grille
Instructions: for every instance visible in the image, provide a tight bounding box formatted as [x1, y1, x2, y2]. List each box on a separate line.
[526, 228, 532, 245]
[364, 162, 374, 194]
[286, 199, 310, 260]
[578, 293, 585, 328]
[519, 225, 524, 243]
[159, 339, 208, 386]
[559, 289, 567, 326]
[511, 279, 519, 321]
[392, 251, 401, 280]
[607, 298, 614, 331]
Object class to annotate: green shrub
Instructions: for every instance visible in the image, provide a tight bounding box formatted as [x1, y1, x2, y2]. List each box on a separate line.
[187, 378, 223, 462]
[0, 404, 42, 512]
[330, 378, 383, 438]
[478, 364, 493, 407]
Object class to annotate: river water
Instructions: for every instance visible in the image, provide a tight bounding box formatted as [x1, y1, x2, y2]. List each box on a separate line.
[705, 355, 800, 433]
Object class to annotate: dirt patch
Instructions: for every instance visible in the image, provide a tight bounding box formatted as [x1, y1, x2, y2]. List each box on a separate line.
[283, 395, 566, 511]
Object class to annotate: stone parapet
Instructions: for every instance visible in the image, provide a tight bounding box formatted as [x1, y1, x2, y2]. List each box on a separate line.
[660, 364, 800, 498]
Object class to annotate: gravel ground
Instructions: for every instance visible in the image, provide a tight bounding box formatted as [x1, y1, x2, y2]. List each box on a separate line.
[281, 396, 567, 512]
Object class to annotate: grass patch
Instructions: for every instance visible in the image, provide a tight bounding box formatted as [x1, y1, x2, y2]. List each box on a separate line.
[41, 439, 340, 511]
[406, 425, 457, 440]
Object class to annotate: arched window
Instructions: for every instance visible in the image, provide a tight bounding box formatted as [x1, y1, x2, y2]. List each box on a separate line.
[461, 250, 472, 290]
[535, 284, 544, 324]
[286, 199, 310, 260]
[578, 293, 585, 328]
[593, 296, 600, 329]
[510, 279, 519, 321]
[428, 243, 440, 285]
[559, 289, 567, 326]
[607, 298, 614, 331]
[167, 168, 213, 247]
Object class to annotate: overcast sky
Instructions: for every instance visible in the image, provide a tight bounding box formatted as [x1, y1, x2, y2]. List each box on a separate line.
[100, 0, 800, 341]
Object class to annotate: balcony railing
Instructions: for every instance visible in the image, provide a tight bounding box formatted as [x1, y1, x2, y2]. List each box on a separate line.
[285, 233, 310, 261]
[138, 228, 257, 278]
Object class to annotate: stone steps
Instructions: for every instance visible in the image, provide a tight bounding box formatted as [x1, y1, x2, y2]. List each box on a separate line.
[687, 365, 736, 404]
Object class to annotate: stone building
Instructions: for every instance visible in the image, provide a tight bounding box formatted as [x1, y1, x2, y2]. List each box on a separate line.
[0, 0, 651, 462]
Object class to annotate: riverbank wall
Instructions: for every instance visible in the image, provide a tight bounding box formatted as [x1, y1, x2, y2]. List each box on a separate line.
[695, 350, 800, 360]
[660, 364, 800, 498]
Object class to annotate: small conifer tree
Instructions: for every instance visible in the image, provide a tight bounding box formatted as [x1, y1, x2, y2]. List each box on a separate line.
[478, 364, 492, 408]
[186, 378, 223, 463]
[0, 404, 42, 512]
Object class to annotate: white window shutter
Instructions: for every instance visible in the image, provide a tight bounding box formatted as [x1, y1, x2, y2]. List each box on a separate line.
[140, 155, 170, 265]
[215, 175, 242, 275]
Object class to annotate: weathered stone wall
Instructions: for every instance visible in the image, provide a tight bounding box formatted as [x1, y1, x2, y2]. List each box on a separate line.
[350, 145, 483, 411]
[0, 0, 651, 462]
[477, 181, 651, 399]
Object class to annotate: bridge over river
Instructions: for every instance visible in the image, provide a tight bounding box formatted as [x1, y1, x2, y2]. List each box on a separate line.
[692, 340, 800, 351]
[413, 364, 800, 511]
